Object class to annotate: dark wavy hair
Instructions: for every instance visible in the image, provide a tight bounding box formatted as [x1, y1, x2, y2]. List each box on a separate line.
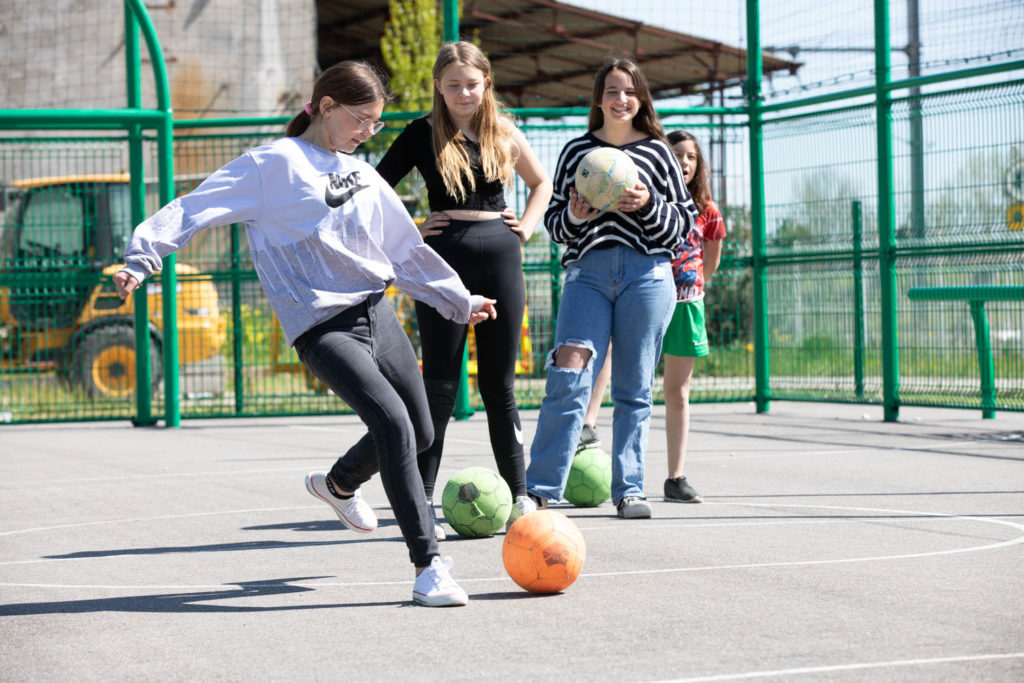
[285, 61, 393, 138]
[588, 56, 665, 140]
[667, 130, 711, 213]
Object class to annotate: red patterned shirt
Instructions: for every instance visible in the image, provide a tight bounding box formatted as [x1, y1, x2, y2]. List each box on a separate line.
[670, 201, 726, 302]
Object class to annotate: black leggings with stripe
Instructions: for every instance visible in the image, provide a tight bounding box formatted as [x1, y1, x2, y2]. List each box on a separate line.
[417, 217, 527, 499]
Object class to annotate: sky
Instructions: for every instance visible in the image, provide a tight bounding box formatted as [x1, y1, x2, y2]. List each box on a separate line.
[513, 1, 1024, 233]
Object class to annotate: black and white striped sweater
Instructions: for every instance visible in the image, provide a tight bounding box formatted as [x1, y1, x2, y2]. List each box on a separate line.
[544, 132, 698, 266]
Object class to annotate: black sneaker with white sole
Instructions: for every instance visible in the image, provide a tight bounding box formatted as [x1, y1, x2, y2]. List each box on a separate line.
[664, 476, 702, 503]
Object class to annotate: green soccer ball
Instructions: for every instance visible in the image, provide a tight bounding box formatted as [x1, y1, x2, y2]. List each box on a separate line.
[441, 466, 513, 538]
[564, 446, 612, 507]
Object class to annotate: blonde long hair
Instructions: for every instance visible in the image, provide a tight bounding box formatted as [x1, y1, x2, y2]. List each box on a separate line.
[431, 42, 516, 202]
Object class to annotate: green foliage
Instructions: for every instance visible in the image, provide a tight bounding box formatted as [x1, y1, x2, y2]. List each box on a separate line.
[772, 169, 862, 247]
[379, 0, 444, 218]
[381, 0, 441, 114]
[706, 204, 753, 346]
[910, 147, 1019, 239]
[772, 217, 813, 247]
[224, 304, 273, 364]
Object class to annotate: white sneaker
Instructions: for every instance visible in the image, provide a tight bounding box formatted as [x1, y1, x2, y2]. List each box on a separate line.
[506, 494, 538, 530]
[305, 472, 378, 533]
[412, 556, 468, 607]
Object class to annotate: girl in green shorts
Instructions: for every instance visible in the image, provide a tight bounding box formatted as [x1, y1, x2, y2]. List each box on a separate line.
[662, 131, 727, 503]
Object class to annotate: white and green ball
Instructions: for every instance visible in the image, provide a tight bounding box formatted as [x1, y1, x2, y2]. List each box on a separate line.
[442, 466, 512, 538]
[574, 147, 640, 212]
[564, 446, 612, 507]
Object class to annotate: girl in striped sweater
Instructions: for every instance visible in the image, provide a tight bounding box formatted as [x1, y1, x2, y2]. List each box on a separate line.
[526, 56, 698, 519]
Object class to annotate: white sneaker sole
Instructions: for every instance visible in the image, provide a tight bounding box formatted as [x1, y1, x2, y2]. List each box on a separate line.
[305, 473, 376, 533]
[664, 495, 703, 504]
[412, 591, 468, 607]
[618, 504, 652, 519]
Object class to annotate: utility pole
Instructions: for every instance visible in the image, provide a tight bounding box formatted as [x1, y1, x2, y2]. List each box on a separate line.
[908, 0, 925, 239]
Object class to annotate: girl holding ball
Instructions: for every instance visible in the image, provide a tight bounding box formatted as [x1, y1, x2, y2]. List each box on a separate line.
[525, 56, 698, 520]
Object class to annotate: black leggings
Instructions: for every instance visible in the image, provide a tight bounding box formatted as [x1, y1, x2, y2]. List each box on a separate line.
[294, 292, 437, 567]
[417, 217, 527, 498]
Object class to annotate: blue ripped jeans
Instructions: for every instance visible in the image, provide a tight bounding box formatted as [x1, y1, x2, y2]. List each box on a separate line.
[526, 245, 675, 504]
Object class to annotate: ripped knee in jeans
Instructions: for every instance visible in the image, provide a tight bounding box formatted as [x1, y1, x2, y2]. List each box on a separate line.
[547, 338, 595, 370]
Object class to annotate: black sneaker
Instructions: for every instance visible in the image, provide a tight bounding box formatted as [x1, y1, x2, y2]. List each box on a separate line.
[577, 423, 600, 451]
[616, 496, 652, 519]
[664, 476, 702, 503]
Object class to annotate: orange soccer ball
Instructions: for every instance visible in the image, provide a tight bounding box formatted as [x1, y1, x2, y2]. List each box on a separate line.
[502, 510, 586, 594]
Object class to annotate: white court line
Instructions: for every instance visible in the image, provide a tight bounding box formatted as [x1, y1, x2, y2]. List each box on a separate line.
[0, 497, 992, 540]
[0, 516, 971, 567]
[1, 502, 1022, 589]
[0, 520, 942, 569]
[0, 505, 319, 538]
[0, 467, 311, 488]
[658, 652, 1024, 682]
[695, 440, 985, 462]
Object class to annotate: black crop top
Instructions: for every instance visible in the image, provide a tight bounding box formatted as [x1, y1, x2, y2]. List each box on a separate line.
[376, 117, 507, 212]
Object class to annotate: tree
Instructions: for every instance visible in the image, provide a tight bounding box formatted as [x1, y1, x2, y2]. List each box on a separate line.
[771, 169, 861, 248]
[380, 0, 442, 115]
[917, 148, 1018, 240]
[378, 0, 444, 217]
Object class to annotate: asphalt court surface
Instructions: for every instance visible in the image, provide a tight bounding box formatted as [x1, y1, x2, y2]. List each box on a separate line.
[1, 401, 1022, 681]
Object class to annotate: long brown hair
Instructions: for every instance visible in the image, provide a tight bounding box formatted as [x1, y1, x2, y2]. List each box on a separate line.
[285, 61, 392, 138]
[431, 41, 516, 202]
[588, 56, 665, 141]
[667, 130, 711, 213]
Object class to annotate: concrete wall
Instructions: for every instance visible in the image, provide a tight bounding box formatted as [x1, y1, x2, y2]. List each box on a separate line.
[1, 0, 316, 117]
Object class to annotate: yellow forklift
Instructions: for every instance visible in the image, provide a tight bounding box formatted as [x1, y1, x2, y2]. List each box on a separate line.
[0, 174, 225, 399]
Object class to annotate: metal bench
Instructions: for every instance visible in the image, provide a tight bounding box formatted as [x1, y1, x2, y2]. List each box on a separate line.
[906, 285, 1024, 418]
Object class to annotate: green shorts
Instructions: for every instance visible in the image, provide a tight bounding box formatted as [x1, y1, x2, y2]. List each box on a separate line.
[662, 299, 709, 357]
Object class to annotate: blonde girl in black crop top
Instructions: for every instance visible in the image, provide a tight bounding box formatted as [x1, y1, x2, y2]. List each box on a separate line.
[377, 41, 552, 540]
[377, 42, 551, 242]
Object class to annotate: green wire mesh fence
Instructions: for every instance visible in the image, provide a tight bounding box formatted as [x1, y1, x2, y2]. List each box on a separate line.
[1, 1, 1022, 424]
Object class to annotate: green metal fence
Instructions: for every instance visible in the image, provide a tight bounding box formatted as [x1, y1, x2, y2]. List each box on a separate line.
[1, 0, 1022, 425]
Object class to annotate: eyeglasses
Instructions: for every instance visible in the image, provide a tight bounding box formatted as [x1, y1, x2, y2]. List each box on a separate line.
[340, 104, 386, 136]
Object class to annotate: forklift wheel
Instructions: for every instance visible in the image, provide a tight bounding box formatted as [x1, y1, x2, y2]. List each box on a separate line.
[72, 324, 161, 399]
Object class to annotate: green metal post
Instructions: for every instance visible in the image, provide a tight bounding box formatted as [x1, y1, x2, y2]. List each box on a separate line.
[444, 0, 466, 416]
[230, 225, 245, 413]
[454, 343, 475, 420]
[746, 0, 770, 413]
[158, 119, 180, 427]
[852, 201, 865, 398]
[124, 2, 155, 426]
[549, 240, 563, 346]
[875, 0, 900, 421]
[969, 301, 996, 419]
[127, 0, 179, 426]
[442, 0, 459, 42]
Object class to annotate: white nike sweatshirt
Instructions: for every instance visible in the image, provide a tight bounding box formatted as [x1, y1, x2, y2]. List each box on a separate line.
[121, 137, 484, 345]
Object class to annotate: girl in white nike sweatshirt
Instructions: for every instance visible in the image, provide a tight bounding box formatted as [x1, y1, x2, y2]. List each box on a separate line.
[114, 61, 494, 607]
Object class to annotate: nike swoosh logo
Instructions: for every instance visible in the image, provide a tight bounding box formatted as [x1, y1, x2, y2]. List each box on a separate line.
[325, 182, 369, 208]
